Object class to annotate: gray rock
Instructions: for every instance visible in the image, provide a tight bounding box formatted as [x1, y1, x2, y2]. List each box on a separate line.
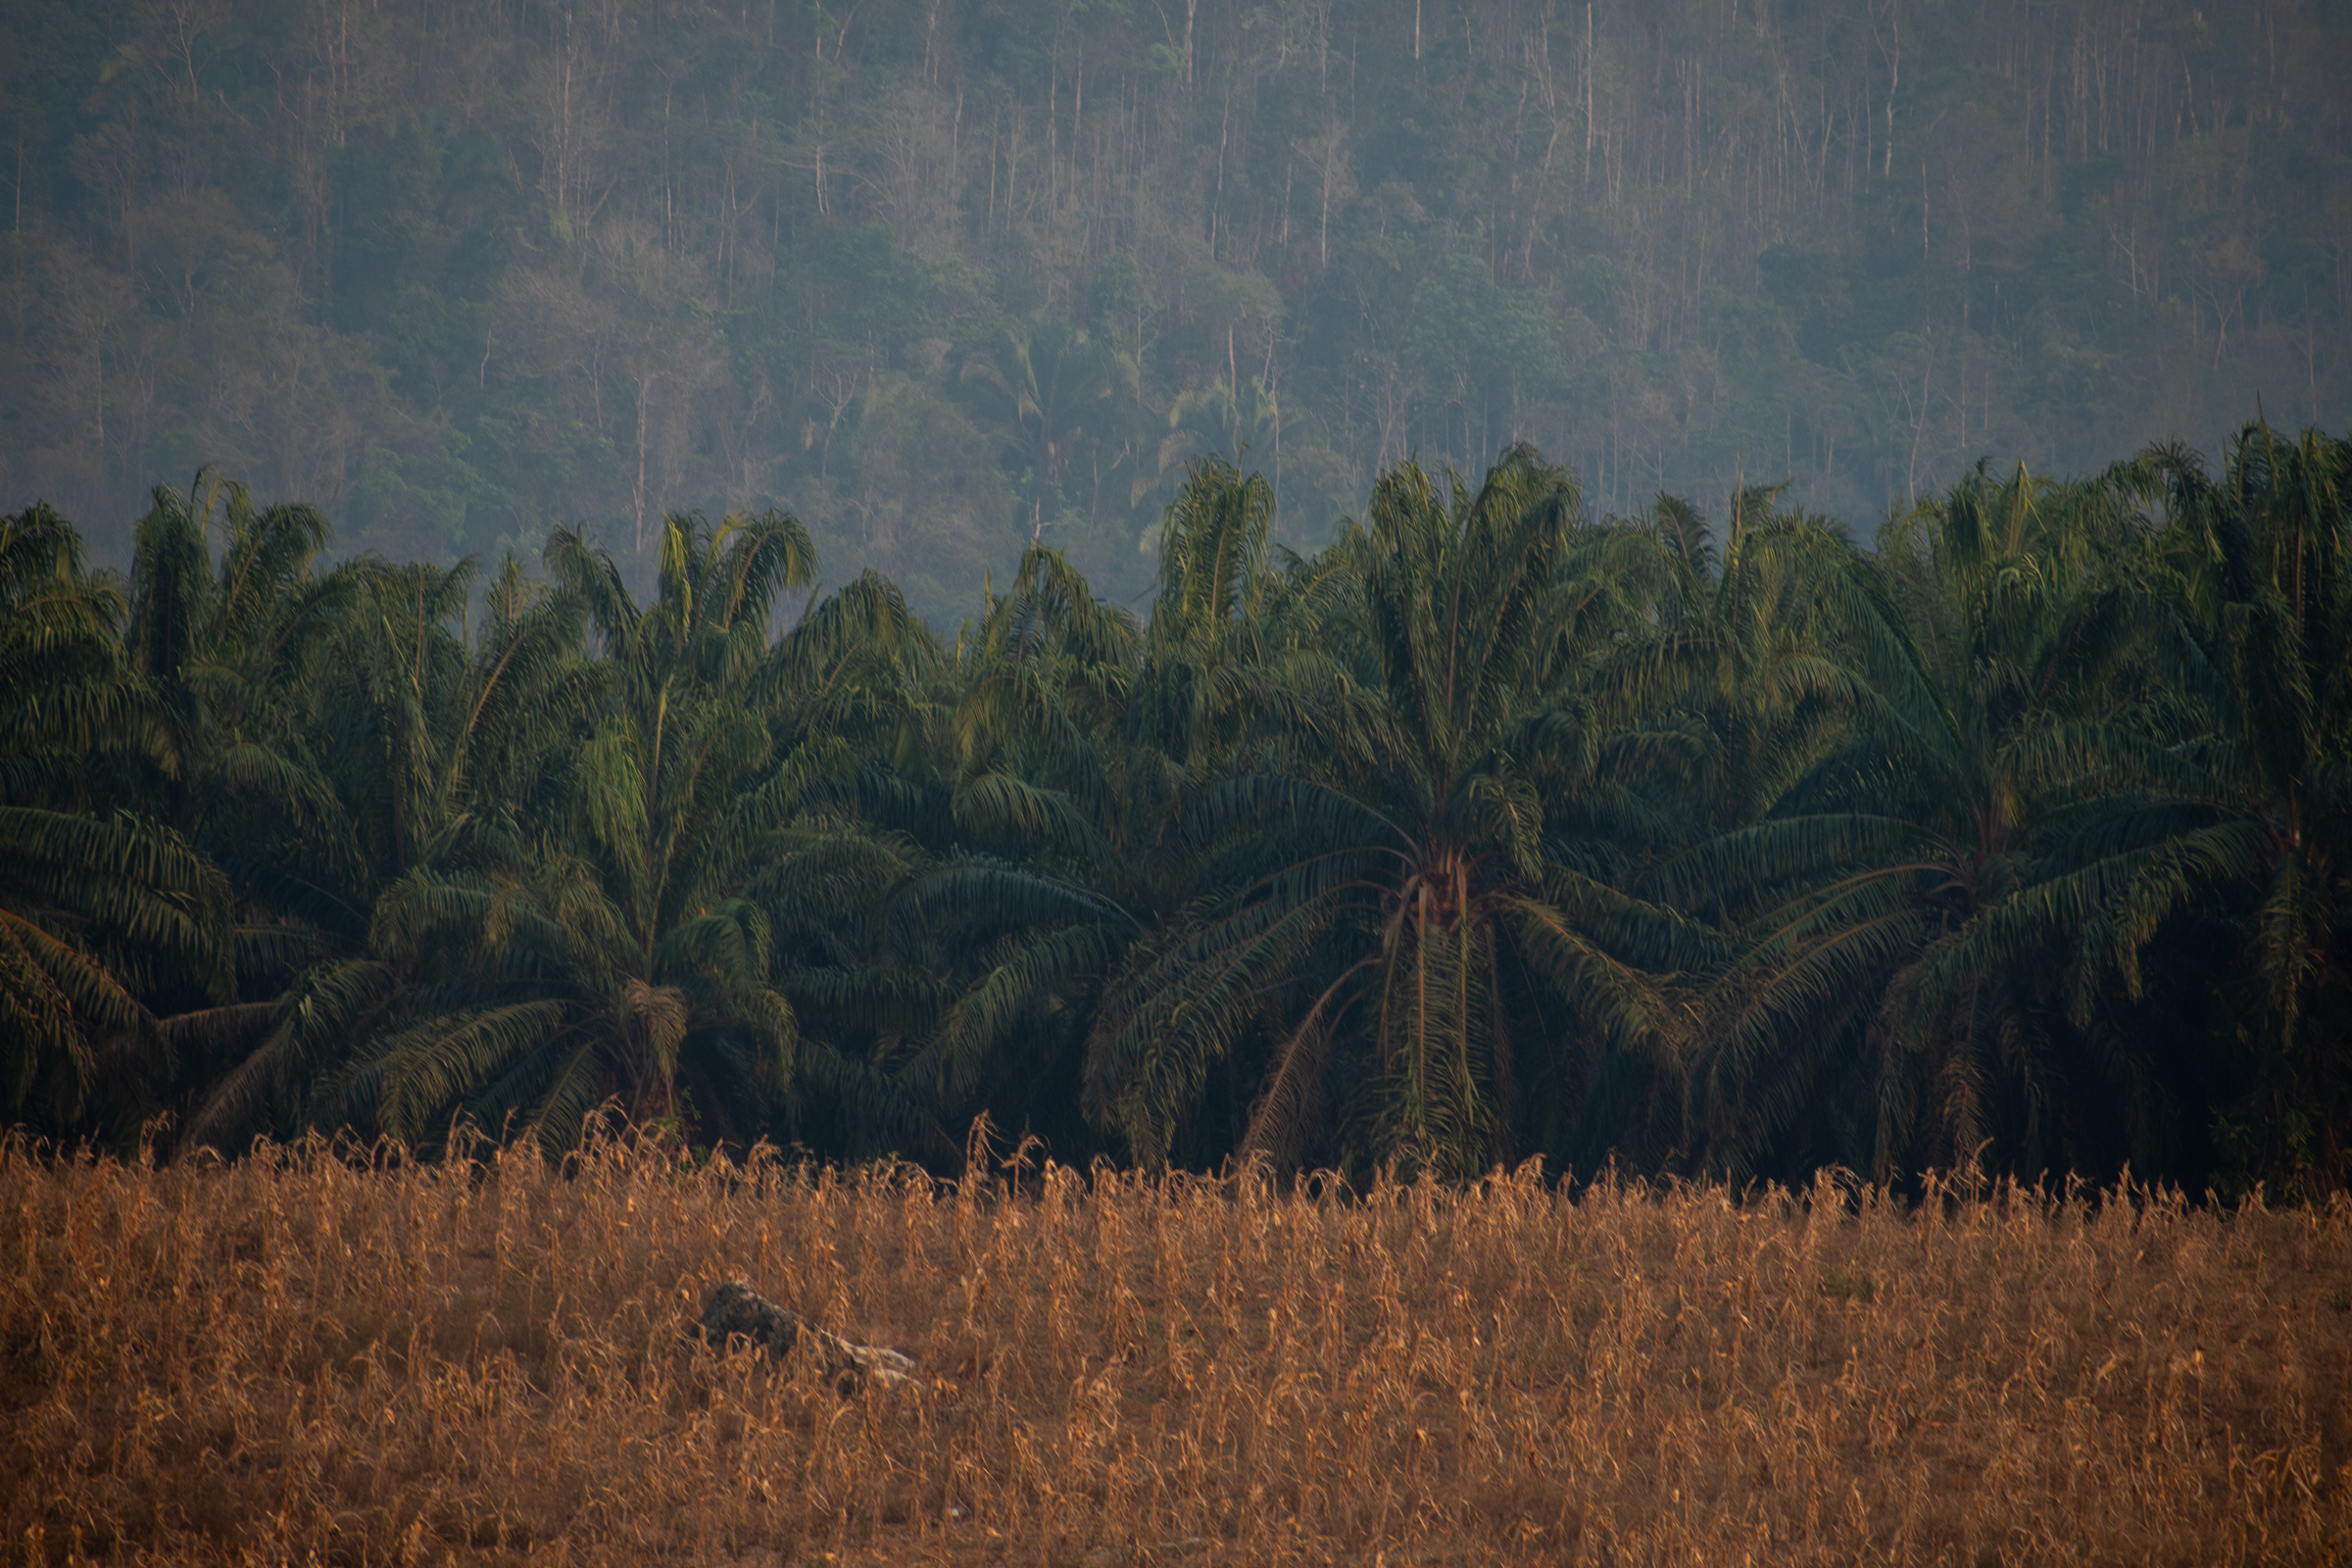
[694, 1279, 915, 1391]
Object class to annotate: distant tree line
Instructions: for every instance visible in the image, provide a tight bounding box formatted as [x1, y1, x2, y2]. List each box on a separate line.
[3, 0, 2346, 622]
[7, 416, 2351, 1194]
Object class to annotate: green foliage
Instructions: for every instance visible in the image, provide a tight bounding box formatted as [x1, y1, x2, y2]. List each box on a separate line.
[0, 502, 232, 1135]
[4, 0, 2345, 626]
[321, 511, 866, 1152]
[1085, 448, 1702, 1177]
[7, 415, 2352, 1199]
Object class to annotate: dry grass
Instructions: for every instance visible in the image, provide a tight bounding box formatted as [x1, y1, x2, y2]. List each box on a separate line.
[6, 1132, 2350, 1567]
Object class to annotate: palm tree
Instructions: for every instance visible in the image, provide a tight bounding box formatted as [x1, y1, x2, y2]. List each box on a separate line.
[775, 459, 1332, 1165]
[182, 552, 599, 1149]
[2155, 424, 2352, 1184]
[0, 503, 234, 1137]
[1, 502, 141, 768]
[1969, 424, 2352, 1189]
[6, 473, 454, 1147]
[1617, 486, 1875, 838]
[960, 317, 1139, 536]
[1140, 377, 1283, 503]
[325, 511, 878, 1151]
[122, 472, 358, 865]
[1085, 448, 1699, 1178]
[1665, 462, 2172, 1181]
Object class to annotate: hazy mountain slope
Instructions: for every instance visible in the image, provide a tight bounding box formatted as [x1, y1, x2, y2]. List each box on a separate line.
[2, 0, 2345, 618]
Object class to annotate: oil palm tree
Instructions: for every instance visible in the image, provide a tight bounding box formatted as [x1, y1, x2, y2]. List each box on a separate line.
[1086, 447, 1701, 1178]
[6, 474, 416, 1145]
[182, 553, 599, 1149]
[122, 472, 358, 867]
[1616, 486, 1877, 838]
[2138, 423, 2352, 1183]
[775, 460, 1334, 1165]
[1572, 484, 1886, 1176]
[0, 502, 235, 1137]
[325, 511, 879, 1150]
[1666, 462, 2171, 1180]
[1955, 424, 2352, 1187]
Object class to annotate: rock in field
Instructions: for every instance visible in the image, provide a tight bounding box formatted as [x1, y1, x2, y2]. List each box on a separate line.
[694, 1280, 915, 1391]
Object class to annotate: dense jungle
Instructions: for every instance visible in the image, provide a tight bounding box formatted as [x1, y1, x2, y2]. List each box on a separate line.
[4, 0, 2352, 1191]
[1, 0, 2347, 618]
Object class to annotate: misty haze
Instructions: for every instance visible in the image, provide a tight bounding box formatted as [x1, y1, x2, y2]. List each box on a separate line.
[2, 0, 2342, 615]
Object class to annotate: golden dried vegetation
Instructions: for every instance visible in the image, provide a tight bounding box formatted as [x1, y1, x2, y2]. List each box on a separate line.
[6, 1133, 2350, 1567]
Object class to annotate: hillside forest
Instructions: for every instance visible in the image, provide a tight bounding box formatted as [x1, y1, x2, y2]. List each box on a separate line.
[7, 417, 2352, 1194]
[1, 0, 2348, 621]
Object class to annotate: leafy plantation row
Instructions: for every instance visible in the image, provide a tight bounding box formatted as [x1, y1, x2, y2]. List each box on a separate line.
[5, 418, 2349, 1190]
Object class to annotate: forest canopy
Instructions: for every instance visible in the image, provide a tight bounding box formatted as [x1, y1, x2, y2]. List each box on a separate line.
[1, 0, 2347, 622]
[6, 417, 2352, 1196]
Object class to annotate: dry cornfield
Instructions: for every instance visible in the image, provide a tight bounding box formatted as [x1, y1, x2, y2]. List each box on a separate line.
[6, 1133, 2350, 1568]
